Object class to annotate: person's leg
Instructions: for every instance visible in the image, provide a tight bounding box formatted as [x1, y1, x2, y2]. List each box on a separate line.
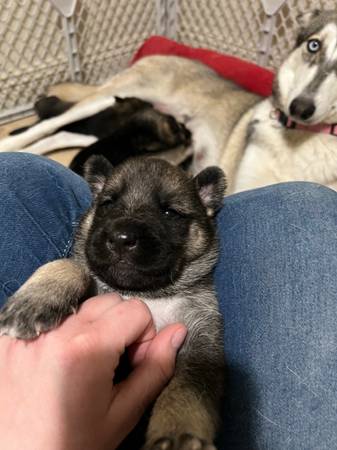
[3, 155, 337, 449]
[215, 182, 337, 450]
[0, 152, 92, 307]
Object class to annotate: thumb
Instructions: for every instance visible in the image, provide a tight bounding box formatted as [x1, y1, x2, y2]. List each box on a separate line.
[106, 323, 187, 443]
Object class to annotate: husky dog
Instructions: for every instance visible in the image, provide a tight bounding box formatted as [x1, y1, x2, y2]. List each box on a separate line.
[0, 156, 226, 450]
[1, 10, 337, 193]
[233, 9, 337, 193]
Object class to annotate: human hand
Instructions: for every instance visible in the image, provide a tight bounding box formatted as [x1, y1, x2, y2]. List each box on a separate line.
[0, 293, 187, 450]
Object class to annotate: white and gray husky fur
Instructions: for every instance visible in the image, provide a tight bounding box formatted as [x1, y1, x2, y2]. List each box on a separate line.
[1, 9, 337, 193]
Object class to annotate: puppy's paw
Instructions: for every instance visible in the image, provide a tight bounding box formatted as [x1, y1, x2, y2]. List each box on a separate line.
[145, 434, 216, 450]
[0, 292, 76, 340]
[162, 116, 191, 148]
[141, 108, 191, 151]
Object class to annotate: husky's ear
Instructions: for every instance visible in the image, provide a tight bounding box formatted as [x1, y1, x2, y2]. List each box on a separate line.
[297, 10, 320, 28]
[83, 155, 113, 196]
[194, 166, 226, 216]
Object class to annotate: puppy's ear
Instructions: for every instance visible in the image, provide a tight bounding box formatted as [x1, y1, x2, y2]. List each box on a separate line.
[296, 9, 320, 28]
[194, 166, 226, 216]
[83, 155, 113, 196]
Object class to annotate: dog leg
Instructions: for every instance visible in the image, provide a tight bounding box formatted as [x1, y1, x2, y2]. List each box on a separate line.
[19, 131, 97, 155]
[0, 96, 116, 152]
[144, 333, 224, 450]
[0, 259, 93, 339]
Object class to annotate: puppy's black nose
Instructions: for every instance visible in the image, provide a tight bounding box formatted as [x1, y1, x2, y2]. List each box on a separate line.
[109, 229, 138, 250]
[289, 97, 316, 121]
[116, 231, 137, 247]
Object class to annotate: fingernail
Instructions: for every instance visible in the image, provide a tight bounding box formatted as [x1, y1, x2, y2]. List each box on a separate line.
[171, 327, 188, 350]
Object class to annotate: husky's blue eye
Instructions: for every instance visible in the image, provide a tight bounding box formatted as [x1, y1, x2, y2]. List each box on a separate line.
[307, 39, 321, 53]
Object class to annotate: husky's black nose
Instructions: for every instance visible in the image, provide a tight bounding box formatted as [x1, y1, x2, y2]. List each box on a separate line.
[289, 97, 316, 121]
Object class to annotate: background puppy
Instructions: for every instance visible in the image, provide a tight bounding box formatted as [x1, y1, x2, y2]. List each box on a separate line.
[11, 95, 192, 174]
[0, 156, 226, 450]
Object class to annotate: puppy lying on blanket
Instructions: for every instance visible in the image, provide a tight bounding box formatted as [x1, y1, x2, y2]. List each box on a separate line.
[0, 155, 226, 450]
[2, 10, 337, 194]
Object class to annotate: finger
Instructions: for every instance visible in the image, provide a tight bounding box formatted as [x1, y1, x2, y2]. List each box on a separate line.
[77, 293, 124, 322]
[105, 324, 187, 443]
[128, 322, 184, 367]
[128, 339, 153, 367]
[49, 294, 124, 340]
[88, 298, 156, 356]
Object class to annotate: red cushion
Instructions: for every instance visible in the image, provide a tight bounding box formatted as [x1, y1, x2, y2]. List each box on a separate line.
[132, 36, 274, 97]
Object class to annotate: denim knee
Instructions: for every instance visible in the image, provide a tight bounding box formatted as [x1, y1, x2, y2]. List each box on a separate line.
[217, 181, 337, 230]
[0, 153, 92, 304]
[215, 180, 337, 319]
[215, 182, 337, 450]
[0, 152, 88, 198]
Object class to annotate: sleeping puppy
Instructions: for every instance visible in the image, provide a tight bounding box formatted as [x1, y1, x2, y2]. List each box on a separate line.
[0, 156, 226, 450]
[11, 95, 192, 172]
[67, 100, 192, 175]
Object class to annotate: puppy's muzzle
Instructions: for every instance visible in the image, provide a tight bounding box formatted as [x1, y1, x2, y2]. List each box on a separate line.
[86, 216, 179, 289]
[105, 219, 161, 263]
[107, 222, 140, 252]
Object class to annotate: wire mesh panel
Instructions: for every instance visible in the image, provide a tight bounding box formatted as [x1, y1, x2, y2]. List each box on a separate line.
[0, 0, 71, 120]
[176, 0, 266, 64]
[0, 0, 158, 122]
[74, 0, 157, 84]
[269, 0, 337, 68]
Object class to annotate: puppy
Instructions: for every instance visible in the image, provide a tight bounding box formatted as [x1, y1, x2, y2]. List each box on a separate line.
[0, 156, 226, 450]
[66, 98, 192, 175]
[11, 96, 192, 173]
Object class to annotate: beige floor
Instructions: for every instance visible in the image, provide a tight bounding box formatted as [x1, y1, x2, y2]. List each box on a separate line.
[0, 115, 79, 167]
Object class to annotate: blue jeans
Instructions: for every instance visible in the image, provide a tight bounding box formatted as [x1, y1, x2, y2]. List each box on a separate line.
[1, 153, 336, 449]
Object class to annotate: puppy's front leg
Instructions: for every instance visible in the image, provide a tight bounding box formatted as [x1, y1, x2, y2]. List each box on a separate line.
[0, 259, 93, 339]
[144, 335, 225, 450]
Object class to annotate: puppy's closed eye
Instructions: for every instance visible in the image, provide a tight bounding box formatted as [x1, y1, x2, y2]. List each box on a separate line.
[98, 192, 121, 208]
[160, 205, 188, 219]
[99, 197, 117, 208]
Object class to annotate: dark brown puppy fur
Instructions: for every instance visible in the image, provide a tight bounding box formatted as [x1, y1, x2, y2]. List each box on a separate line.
[0, 156, 226, 450]
[11, 96, 192, 174]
